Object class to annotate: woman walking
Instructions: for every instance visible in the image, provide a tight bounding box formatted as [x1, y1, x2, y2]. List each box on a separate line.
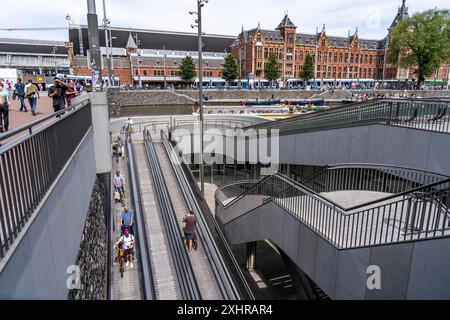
[0, 83, 13, 133]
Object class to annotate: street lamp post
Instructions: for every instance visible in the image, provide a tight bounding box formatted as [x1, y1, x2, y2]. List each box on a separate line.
[190, 0, 208, 195]
[102, 0, 113, 87]
[137, 55, 142, 89]
[163, 45, 167, 90]
[134, 33, 142, 89]
[52, 41, 57, 75]
[239, 42, 242, 89]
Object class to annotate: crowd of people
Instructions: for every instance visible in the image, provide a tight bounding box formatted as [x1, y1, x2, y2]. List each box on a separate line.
[349, 91, 423, 102]
[0, 76, 87, 133]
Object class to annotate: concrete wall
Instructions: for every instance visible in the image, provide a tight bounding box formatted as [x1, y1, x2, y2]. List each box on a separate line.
[220, 201, 450, 300]
[0, 130, 97, 299]
[177, 90, 318, 100]
[278, 124, 450, 176]
[171, 123, 450, 176]
[107, 89, 450, 107]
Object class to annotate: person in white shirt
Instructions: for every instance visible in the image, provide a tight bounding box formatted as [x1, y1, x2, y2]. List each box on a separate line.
[114, 228, 135, 268]
[113, 170, 126, 194]
[125, 117, 134, 133]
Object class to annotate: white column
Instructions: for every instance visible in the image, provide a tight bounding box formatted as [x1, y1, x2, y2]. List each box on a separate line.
[89, 92, 112, 174]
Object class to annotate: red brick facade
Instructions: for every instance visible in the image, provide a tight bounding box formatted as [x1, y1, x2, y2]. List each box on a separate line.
[231, 5, 449, 86]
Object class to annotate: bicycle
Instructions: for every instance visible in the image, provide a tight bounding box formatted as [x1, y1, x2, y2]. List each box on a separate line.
[115, 245, 126, 278]
[114, 187, 126, 206]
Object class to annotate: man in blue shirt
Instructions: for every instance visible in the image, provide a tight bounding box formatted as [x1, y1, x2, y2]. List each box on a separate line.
[121, 206, 134, 236]
[14, 78, 27, 112]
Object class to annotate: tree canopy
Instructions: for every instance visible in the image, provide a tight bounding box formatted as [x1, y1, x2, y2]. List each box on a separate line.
[221, 54, 239, 86]
[389, 9, 450, 88]
[300, 52, 314, 84]
[180, 56, 196, 83]
[264, 53, 281, 83]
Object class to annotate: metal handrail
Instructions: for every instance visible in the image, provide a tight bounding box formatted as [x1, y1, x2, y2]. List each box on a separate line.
[216, 172, 450, 249]
[125, 134, 156, 300]
[0, 100, 90, 143]
[0, 101, 92, 262]
[299, 164, 449, 211]
[143, 130, 201, 300]
[245, 98, 450, 134]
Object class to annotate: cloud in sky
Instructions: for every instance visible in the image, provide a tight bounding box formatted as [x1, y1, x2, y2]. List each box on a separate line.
[0, 0, 449, 41]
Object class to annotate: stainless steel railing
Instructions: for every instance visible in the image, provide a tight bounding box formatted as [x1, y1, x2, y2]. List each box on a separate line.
[216, 170, 450, 249]
[247, 98, 450, 135]
[0, 101, 92, 261]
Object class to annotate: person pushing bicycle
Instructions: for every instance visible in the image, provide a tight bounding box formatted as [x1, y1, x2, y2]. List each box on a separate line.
[114, 228, 135, 268]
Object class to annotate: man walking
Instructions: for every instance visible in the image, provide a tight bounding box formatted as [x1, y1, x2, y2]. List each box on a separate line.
[47, 77, 69, 116]
[14, 78, 27, 112]
[183, 210, 197, 253]
[0, 83, 13, 132]
[113, 170, 126, 194]
[120, 206, 134, 236]
[24, 80, 40, 116]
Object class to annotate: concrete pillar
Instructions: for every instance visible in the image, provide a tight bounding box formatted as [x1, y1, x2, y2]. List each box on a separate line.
[246, 241, 257, 270]
[90, 92, 112, 174]
[251, 164, 259, 179]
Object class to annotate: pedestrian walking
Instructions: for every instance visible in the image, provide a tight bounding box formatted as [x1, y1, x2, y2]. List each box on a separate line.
[24, 80, 40, 116]
[120, 206, 135, 236]
[47, 77, 69, 117]
[183, 210, 197, 253]
[14, 78, 27, 112]
[0, 83, 13, 133]
[65, 81, 79, 107]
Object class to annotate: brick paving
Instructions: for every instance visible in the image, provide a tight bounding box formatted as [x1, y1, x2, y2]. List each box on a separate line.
[0, 94, 57, 145]
[8, 94, 55, 130]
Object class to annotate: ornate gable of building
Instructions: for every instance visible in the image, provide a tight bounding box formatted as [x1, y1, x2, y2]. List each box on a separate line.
[126, 33, 138, 49]
[317, 24, 329, 46]
[390, 0, 409, 29]
[276, 14, 297, 30]
[349, 28, 360, 49]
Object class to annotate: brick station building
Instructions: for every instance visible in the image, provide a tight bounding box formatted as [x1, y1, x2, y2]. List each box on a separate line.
[230, 0, 449, 88]
[67, 25, 234, 87]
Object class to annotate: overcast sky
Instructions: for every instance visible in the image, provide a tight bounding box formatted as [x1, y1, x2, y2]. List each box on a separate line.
[0, 0, 449, 41]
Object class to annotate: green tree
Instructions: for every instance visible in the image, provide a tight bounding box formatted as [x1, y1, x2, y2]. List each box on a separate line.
[300, 52, 314, 85]
[389, 9, 450, 89]
[264, 53, 281, 85]
[221, 54, 239, 87]
[180, 55, 197, 86]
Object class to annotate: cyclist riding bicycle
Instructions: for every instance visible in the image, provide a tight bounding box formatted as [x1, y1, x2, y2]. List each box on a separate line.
[114, 228, 135, 268]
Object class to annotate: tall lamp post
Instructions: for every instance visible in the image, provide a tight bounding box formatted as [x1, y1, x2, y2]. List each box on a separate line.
[102, 0, 113, 87]
[134, 33, 142, 88]
[163, 45, 167, 90]
[137, 55, 142, 88]
[190, 0, 208, 194]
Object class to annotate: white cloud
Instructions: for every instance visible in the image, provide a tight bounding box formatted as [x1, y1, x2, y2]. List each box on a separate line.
[0, 0, 449, 41]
